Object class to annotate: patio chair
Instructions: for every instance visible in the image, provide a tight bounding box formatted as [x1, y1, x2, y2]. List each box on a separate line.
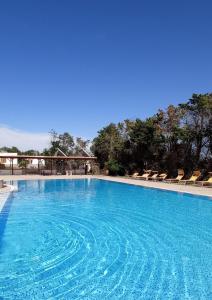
[147, 171, 159, 180]
[138, 170, 152, 180]
[178, 170, 201, 185]
[155, 173, 168, 181]
[194, 172, 212, 187]
[165, 169, 184, 183]
[130, 172, 139, 178]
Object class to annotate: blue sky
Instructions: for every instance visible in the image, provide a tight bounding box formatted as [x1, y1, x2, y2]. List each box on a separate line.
[0, 0, 212, 148]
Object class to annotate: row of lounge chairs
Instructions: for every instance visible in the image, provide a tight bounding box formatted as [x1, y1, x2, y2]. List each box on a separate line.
[130, 169, 212, 187]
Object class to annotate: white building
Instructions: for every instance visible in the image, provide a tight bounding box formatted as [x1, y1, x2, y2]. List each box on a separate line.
[27, 158, 45, 168]
[0, 153, 45, 169]
[0, 153, 18, 167]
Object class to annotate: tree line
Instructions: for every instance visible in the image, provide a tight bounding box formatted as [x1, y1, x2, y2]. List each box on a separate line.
[0, 131, 90, 170]
[91, 93, 212, 177]
[0, 131, 90, 157]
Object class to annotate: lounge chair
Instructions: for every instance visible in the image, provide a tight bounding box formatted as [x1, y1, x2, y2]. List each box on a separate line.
[139, 170, 152, 180]
[194, 172, 212, 187]
[130, 172, 139, 178]
[165, 169, 184, 183]
[155, 173, 168, 181]
[178, 170, 201, 185]
[148, 171, 159, 180]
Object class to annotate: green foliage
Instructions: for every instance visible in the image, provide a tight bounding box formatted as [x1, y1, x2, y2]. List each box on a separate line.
[91, 123, 124, 168]
[0, 131, 91, 165]
[44, 130, 75, 156]
[23, 150, 40, 155]
[18, 159, 29, 169]
[179, 94, 212, 167]
[92, 93, 212, 175]
[43, 130, 90, 157]
[106, 159, 125, 176]
[0, 146, 21, 154]
[75, 137, 90, 156]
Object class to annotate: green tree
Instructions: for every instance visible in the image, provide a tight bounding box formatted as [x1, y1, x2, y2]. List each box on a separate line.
[123, 118, 165, 172]
[23, 150, 40, 155]
[92, 93, 212, 176]
[179, 93, 212, 169]
[91, 123, 124, 170]
[0, 146, 21, 154]
[18, 159, 29, 169]
[44, 130, 75, 156]
[75, 137, 90, 156]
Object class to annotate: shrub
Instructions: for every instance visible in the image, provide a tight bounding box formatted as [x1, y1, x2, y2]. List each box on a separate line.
[106, 159, 125, 176]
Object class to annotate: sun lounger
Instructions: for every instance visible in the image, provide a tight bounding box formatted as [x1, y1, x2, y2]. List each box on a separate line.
[155, 173, 167, 181]
[165, 169, 184, 183]
[130, 172, 139, 178]
[178, 170, 201, 185]
[147, 172, 158, 180]
[138, 170, 152, 180]
[194, 172, 212, 186]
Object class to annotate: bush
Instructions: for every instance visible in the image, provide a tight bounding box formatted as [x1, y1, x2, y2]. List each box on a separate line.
[106, 159, 125, 176]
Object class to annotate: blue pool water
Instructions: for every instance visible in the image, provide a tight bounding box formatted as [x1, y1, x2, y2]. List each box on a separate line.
[0, 179, 212, 299]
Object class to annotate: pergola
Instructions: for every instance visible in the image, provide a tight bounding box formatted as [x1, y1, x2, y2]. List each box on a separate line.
[0, 155, 97, 175]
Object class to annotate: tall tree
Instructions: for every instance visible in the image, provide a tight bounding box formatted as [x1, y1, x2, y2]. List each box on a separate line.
[75, 137, 90, 156]
[0, 146, 21, 154]
[44, 130, 75, 156]
[92, 93, 212, 176]
[91, 123, 124, 170]
[179, 93, 212, 168]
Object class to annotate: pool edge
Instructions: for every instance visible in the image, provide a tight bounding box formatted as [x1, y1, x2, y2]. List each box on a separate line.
[0, 185, 16, 213]
[96, 176, 212, 199]
[1, 175, 211, 198]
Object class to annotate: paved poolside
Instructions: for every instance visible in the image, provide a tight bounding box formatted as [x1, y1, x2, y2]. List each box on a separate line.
[0, 185, 12, 212]
[0, 175, 211, 198]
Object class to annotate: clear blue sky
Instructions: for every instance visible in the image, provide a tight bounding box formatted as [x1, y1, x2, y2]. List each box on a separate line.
[0, 0, 211, 139]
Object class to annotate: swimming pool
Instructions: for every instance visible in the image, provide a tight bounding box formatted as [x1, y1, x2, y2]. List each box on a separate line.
[0, 179, 211, 299]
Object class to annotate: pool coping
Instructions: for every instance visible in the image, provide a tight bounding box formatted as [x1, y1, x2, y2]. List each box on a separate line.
[0, 174, 212, 198]
[97, 176, 212, 199]
[0, 185, 16, 213]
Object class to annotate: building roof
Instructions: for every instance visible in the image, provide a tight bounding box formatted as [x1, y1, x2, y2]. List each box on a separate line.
[0, 155, 96, 161]
[0, 152, 18, 156]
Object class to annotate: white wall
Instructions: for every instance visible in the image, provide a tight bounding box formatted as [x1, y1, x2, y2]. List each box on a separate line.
[0, 153, 18, 166]
[0, 153, 46, 169]
[27, 159, 45, 168]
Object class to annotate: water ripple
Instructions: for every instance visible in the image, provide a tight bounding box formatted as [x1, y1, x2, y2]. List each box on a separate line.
[0, 179, 211, 299]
